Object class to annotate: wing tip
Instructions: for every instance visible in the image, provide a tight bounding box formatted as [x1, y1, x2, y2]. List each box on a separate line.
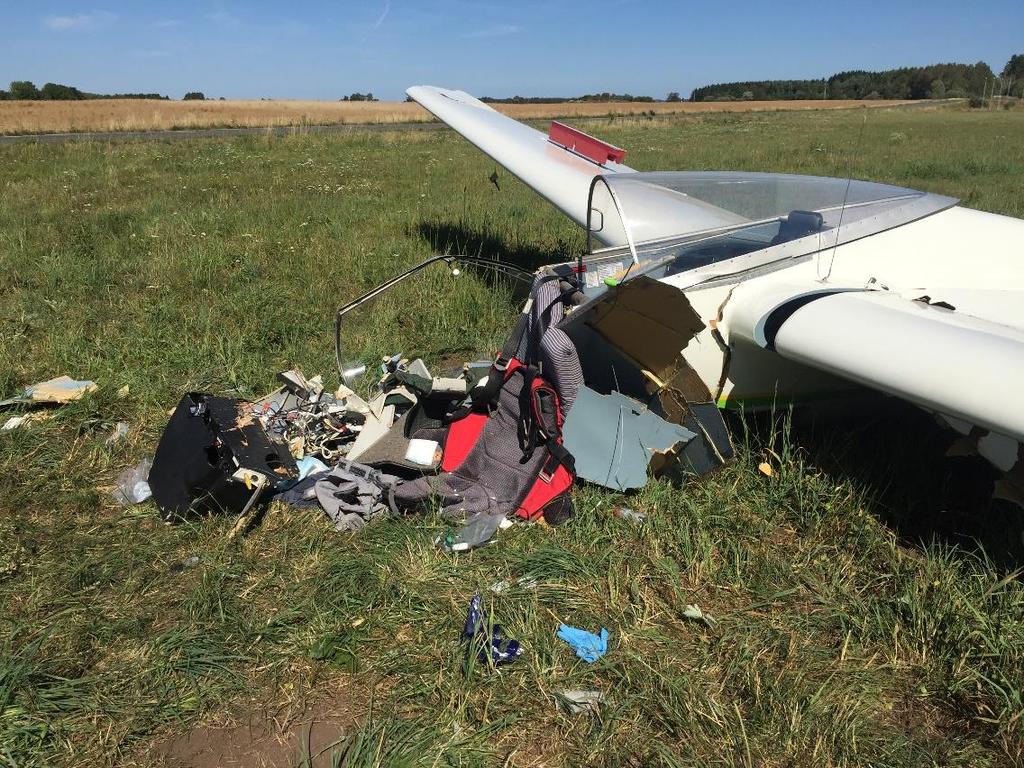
[405, 85, 494, 112]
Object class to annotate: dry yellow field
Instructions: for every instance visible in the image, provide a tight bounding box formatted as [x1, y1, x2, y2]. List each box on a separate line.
[0, 97, 918, 135]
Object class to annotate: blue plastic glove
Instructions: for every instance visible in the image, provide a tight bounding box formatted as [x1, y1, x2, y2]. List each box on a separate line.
[556, 624, 609, 663]
[296, 455, 329, 481]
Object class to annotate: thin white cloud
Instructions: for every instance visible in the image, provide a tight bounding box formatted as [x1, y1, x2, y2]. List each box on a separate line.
[44, 10, 116, 30]
[153, 19, 181, 29]
[372, 0, 390, 29]
[464, 23, 520, 39]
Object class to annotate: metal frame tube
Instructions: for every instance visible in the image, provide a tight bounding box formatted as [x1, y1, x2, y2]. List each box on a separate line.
[333, 254, 537, 382]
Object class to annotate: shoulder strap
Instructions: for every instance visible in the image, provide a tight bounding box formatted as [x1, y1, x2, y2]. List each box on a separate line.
[445, 357, 515, 423]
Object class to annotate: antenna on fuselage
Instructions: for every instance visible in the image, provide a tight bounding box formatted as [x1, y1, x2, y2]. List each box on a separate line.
[817, 109, 868, 282]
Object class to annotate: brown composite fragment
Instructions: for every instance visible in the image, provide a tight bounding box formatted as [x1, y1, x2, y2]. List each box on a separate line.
[585, 276, 704, 381]
[578, 275, 718, 424]
[570, 276, 734, 477]
[25, 375, 97, 403]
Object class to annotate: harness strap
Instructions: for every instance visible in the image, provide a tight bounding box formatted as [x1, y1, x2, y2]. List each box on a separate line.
[539, 438, 576, 482]
[515, 366, 540, 457]
[500, 311, 529, 361]
[446, 356, 576, 477]
[445, 356, 512, 424]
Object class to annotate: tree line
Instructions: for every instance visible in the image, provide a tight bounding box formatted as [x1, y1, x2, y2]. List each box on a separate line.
[690, 58, 1022, 102]
[0, 82, 383, 102]
[5, 57, 1020, 104]
[0, 80, 169, 100]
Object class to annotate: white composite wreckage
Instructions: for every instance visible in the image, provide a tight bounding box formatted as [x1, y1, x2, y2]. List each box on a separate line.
[402, 85, 1024, 506]
[130, 85, 1024, 536]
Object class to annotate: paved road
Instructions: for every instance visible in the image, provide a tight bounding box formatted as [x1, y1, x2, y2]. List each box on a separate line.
[0, 121, 448, 145]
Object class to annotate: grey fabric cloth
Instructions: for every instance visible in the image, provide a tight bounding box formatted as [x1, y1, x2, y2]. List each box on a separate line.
[314, 458, 400, 531]
[276, 470, 329, 508]
[538, 326, 582, 412]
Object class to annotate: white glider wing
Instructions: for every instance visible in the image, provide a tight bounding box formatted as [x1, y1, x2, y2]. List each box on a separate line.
[729, 285, 1024, 442]
[718, 197, 1024, 446]
[407, 86, 633, 232]
[407, 86, 747, 246]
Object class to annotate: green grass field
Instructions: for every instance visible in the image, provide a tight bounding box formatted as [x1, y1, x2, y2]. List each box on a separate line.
[2, 106, 1024, 767]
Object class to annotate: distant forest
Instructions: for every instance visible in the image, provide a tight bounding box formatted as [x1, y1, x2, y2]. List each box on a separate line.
[691, 60, 1022, 101]
[3, 56, 1021, 103]
[0, 81, 168, 100]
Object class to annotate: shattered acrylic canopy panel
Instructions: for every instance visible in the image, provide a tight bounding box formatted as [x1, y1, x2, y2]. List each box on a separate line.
[582, 171, 957, 285]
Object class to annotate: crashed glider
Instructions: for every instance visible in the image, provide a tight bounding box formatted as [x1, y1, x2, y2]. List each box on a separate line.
[408, 86, 1024, 502]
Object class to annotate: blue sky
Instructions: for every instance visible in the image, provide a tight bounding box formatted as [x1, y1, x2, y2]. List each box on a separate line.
[2, 1, 1021, 100]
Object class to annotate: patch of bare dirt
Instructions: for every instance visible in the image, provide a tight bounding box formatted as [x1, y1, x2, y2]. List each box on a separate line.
[153, 701, 356, 768]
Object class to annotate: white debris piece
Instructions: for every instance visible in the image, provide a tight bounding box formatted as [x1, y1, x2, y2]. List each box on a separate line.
[555, 690, 606, 715]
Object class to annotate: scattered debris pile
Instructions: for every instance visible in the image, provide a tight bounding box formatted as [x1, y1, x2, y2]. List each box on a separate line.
[1, 262, 742, 679]
[109, 262, 735, 548]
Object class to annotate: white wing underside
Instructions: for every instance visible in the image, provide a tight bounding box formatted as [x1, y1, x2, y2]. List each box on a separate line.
[730, 288, 1024, 442]
[723, 204, 1024, 445]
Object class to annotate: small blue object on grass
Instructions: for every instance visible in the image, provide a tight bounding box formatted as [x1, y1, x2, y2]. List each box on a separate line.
[464, 595, 521, 667]
[557, 624, 609, 663]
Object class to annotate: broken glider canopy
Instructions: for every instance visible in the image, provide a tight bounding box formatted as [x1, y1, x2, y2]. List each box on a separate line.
[582, 171, 957, 287]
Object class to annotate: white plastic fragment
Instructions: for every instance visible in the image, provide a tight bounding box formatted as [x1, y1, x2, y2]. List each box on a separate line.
[613, 507, 646, 523]
[683, 603, 715, 626]
[113, 457, 153, 505]
[105, 421, 130, 445]
[556, 690, 606, 715]
[407, 358, 431, 379]
[346, 410, 390, 461]
[1, 415, 27, 431]
[404, 439, 440, 466]
[489, 576, 539, 593]
[2, 412, 53, 431]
